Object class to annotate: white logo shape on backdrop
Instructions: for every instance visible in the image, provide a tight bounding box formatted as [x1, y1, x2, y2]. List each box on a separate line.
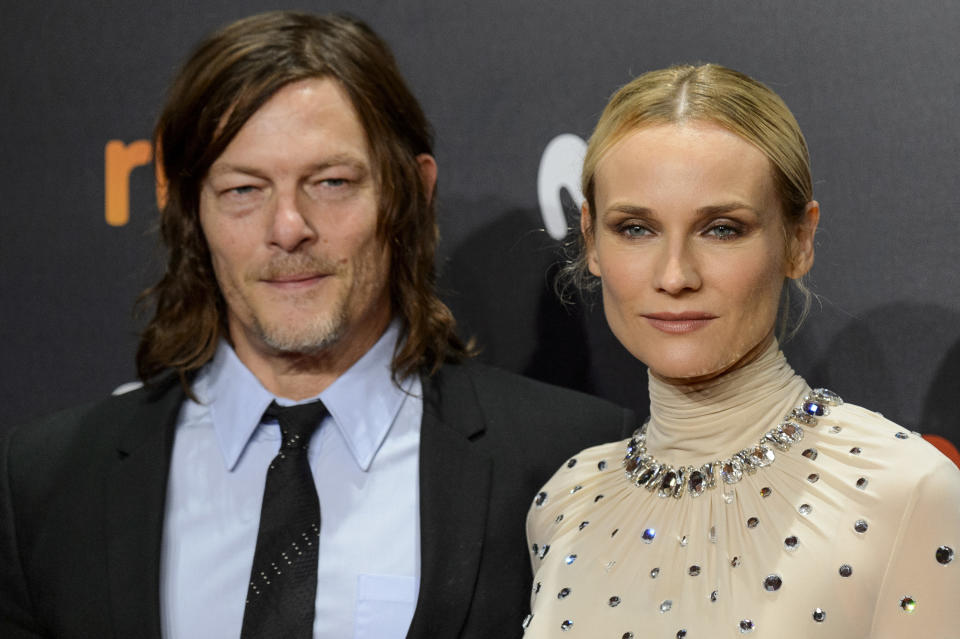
[537, 134, 587, 240]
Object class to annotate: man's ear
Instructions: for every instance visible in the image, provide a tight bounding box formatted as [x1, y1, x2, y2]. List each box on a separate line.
[581, 201, 601, 277]
[787, 200, 820, 278]
[416, 154, 438, 203]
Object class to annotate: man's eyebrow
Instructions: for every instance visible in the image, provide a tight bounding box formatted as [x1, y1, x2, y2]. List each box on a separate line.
[207, 154, 369, 178]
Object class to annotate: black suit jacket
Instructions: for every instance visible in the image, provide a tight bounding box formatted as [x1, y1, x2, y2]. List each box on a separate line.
[0, 361, 632, 638]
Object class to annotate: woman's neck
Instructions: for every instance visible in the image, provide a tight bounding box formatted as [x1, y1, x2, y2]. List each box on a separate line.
[645, 339, 809, 466]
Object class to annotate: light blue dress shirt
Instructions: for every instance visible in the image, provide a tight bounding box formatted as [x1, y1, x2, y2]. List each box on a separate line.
[159, 322, 422, 638]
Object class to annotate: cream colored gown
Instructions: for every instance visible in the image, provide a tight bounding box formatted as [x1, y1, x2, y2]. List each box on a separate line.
[525, 343, 960, 638]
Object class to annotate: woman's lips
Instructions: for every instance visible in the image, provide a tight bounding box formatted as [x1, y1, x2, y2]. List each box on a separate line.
[642, 312, 717, 334]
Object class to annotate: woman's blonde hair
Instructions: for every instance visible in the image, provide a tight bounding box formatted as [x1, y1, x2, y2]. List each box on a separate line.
[563, 63, 814, 337]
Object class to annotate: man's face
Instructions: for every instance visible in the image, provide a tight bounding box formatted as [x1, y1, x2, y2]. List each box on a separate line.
[198, 77, 391, 364]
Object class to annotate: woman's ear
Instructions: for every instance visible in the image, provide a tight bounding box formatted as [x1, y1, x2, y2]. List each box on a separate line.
[581, 201, 601, 277]
[787, 200, 819, 278]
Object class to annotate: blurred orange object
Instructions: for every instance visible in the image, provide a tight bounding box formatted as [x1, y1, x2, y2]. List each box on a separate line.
[923, 434, 960, 469]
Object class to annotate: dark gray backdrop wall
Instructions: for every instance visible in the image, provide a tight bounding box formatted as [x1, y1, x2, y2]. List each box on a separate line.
[3, 1, 959, 444]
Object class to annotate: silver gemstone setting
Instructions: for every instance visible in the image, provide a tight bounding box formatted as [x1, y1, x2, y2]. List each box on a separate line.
[620, 391, 840, 498]
[936, 546, 954, 565]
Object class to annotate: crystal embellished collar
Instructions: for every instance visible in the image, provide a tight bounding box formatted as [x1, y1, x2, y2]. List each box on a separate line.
[623, 388, 843, 499]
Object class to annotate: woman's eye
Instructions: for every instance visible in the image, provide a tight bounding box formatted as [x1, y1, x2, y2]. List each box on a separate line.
[621, 223, 650, 238]
[707, 224, 739, 240]
[321, 178, 348, 187]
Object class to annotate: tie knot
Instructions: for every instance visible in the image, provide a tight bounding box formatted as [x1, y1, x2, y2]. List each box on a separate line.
[263, 400, 327, 451]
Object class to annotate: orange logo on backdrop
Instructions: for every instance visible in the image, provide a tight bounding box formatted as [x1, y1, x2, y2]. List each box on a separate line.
[104, 140, 167, 226]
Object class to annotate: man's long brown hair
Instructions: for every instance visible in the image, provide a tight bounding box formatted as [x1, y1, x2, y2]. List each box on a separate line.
[137, 11, 470, 388]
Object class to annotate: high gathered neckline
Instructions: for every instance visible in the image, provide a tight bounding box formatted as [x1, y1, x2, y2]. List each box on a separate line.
[645, 339, 810, 466]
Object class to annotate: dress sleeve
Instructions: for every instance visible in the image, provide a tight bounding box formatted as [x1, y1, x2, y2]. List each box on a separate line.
[870, 453, 960, 637]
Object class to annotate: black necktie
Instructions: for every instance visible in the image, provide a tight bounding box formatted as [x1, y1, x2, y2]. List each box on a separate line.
[240, 400, 327, 639]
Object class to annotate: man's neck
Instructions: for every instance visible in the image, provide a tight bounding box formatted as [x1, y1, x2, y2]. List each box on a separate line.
[230, 318, 393, 400]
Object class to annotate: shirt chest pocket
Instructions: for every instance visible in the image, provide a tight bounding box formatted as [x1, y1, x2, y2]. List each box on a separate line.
[354, 573, 418, 639]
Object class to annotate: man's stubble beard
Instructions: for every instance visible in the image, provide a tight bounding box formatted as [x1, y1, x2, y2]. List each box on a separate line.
[252, 293, 349, 356]
[247, 252, 350, 356]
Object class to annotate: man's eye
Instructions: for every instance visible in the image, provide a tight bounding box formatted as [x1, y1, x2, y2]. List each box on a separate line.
[225, 185, 258, 196]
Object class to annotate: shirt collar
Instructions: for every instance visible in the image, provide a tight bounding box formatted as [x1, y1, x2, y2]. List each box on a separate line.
[193, 321, 412, 472]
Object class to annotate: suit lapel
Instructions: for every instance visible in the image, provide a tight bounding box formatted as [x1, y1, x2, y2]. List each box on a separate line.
[104, 379, 183, 639]
[407, 365, 493, 638]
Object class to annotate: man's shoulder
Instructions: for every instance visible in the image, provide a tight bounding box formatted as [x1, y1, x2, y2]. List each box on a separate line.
[429, 359, 632, 429]
[3, 375, 184, 465]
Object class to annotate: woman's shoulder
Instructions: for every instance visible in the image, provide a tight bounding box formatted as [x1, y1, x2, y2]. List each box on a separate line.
[525, 437, 632, 541]
[826, 399, 956, 465]
[814, 397, 960, 502]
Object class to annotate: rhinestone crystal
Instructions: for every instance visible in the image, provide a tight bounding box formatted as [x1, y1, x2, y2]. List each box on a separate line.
[567, 458, 577, 468]
[799, 503, 812, 515]
[642, 528, 656, 543]
[561, 619, 574, 630]
[802, 448, 818, 460]
[856, 477, 869, 490]
[739, 619, 755, 633]
[677, 631, 687, 639]
[710, 589, 719, 602]
[839, 564, 853, 577]
[763, 575, 783, 591]
[565, 554, 577, 565]
[660, 600, 673, 613]
[659, 471, 679, 498]
[936, 546, 954, 565]
[760, 486, 772, 498]
[650, 567, 660, 578]
[609, 595, 621, 607]
[850, 447, 862, 454]
[807, 473, 820, 483]
[688, 470, 706, 497]
[781, 422, 803, 441]
[895, 432, 909, 440]
[688, 565, 701, 576]
[784, 535, 799, 550]
[598, 460, 607, 471]
[812, 388, 843, 405]
[812, 608, 826, 622]
[558, 587, 571, 599]
[751, 446, 776, 467]
[535, 492, 547, 507]
[854, 520, 869, 534]
[521, 613, 532, 629]
[721, 459, 744, 484]
[802, 400, 826, 416]
[900, 596, 916, 613]
[747, 517, 759, 529]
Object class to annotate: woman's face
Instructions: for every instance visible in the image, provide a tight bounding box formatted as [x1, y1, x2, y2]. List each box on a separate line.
[585, 122, 817, 384]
